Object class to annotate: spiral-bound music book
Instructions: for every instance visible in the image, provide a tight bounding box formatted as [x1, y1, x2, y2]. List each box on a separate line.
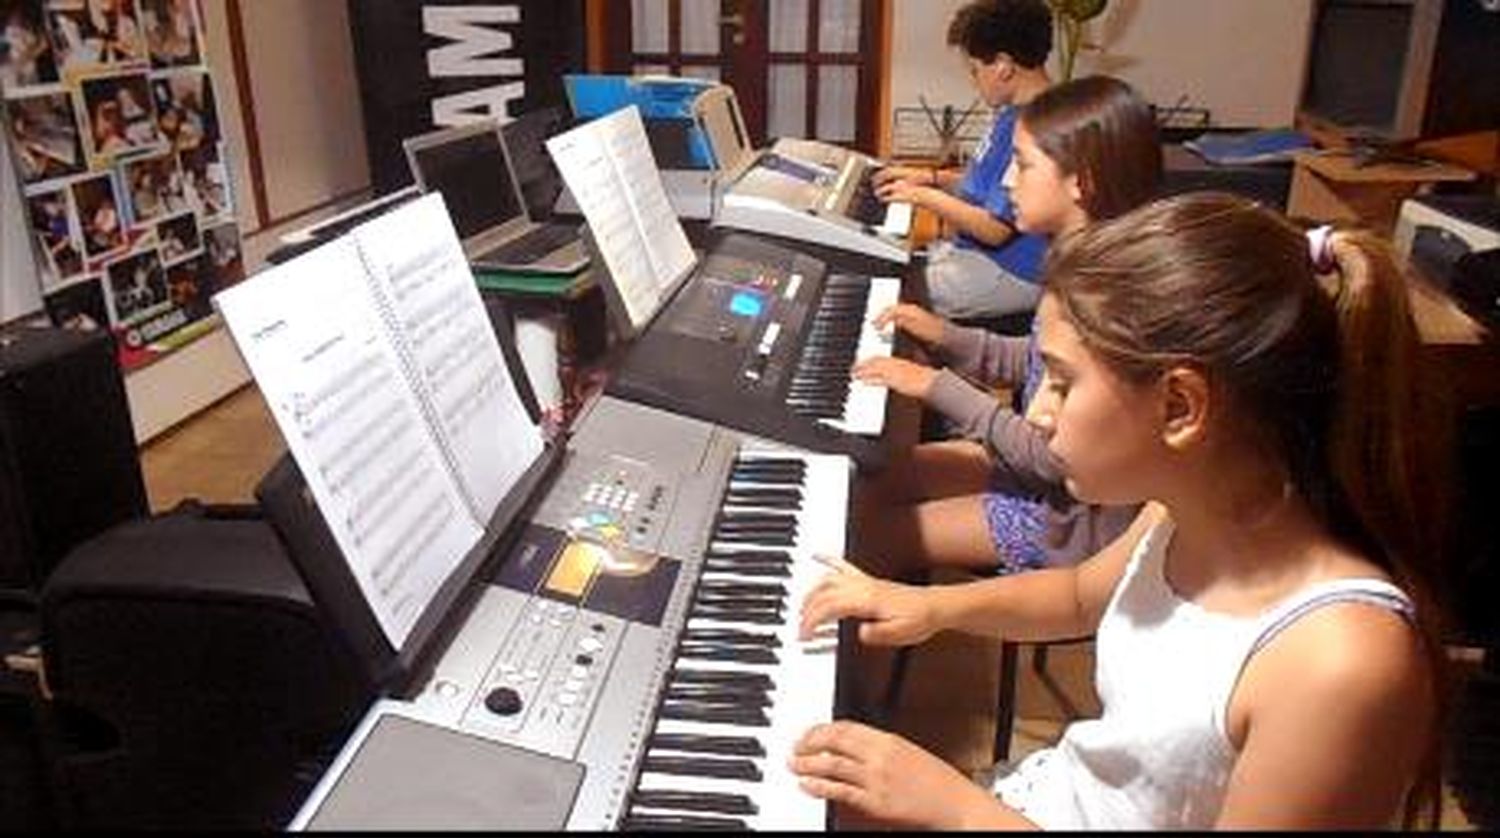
[213, 193, 543, 647]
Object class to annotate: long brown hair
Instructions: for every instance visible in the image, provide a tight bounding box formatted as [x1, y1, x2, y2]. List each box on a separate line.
[1019, 75, 1164, 222]
[1045, 191, 1449, 826]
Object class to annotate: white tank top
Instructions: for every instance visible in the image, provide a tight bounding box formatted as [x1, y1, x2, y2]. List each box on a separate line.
[992, 518, 1416, 830]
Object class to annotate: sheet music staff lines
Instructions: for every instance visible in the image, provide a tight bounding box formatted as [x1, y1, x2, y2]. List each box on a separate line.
[371, 241, 462, 301]
[441, 362, 506, 434]
[295, 353, 390, 439]
[318, 406, 415, 496]
[344, 448, 427, 535]
[370, 492, 457, 606]
[405, 285, 471, 346]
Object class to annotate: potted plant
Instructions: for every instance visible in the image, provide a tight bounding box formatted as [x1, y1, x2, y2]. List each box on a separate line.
[1048, 0, 1109, 82]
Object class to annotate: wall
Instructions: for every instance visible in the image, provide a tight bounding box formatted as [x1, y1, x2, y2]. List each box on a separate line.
[891, 0, 1314, 132]
[231, 0, 371, 224]
[201, 0, 371, 232]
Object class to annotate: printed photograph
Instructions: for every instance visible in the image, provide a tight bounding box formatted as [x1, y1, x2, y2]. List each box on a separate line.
[155, 210, 198, 263]
[1, 0, 60, 90]
[26, 185, 83, 283]
[103, 246, 164, 324]
[48, 0, 146, 74]
[70, 170, 124, 258]
[149, 67, 216, 151]
[122, 149, 185, 223]
[164, 252, 212, 320]
[202, 219, 242, 288]
[79, 69, 160, 162]
[179, 140, 229, 219]
[6, 90, 85, 183]
[137, 0, 195, 68]
[44, 274, 109, 332]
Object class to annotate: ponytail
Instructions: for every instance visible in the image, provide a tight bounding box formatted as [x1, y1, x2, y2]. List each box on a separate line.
[1323, 229, 1449, 829]
[1322, 230, 1432, 576]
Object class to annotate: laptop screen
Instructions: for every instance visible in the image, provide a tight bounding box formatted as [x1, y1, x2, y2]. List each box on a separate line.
[409, 128, 526, 241]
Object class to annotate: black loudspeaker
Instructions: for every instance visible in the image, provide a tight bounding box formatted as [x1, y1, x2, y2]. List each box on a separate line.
[38, 504, 373, 829]
[0, 326, 147, 598]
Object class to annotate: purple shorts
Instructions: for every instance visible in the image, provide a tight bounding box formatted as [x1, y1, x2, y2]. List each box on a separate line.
[981, 492, 1048, 574]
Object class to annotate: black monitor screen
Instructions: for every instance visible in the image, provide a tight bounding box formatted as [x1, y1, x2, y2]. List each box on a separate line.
[411, 130, 525, 240]
[1302, 1, 1413, 134]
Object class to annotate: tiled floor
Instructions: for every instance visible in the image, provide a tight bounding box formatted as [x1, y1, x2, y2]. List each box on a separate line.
[138, 384, 1480, 830]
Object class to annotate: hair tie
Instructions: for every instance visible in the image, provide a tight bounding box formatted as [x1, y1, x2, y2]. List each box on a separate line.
[1306, 225, 1336, 273]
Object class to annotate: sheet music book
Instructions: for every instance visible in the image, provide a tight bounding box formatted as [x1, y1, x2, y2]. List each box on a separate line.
[214, 193, 544, 647]
[545, 106, 696, 331]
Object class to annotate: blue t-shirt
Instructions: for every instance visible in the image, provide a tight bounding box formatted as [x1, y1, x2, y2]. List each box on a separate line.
[954, 106, 1048, 283]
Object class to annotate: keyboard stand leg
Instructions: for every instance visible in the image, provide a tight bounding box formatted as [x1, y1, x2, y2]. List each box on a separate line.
[879, 646, 912, 726]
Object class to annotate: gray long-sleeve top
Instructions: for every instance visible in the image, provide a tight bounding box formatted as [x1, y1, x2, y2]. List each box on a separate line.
[923, 322, 1139, 566]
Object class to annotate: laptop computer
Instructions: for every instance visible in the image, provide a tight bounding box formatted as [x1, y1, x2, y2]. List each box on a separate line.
[403, 119, 589, 275]
[499, 106, 568, 222]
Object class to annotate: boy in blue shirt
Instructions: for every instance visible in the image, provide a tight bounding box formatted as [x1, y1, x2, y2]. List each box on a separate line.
[874, 0, 1053, 320]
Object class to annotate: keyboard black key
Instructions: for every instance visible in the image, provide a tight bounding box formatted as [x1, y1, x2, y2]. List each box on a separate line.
[642, 756, 764, 782]
[664, 685, 773, 706]
[712, 526, 799, 542]
[689, 606, 786, 623]
[671, 669, 774, 689]
[690, 598, 784, 615]
[664, 686, 771, 705]
[676, 645, 780, 665]
[631, 790, 758, 816]
[659, 702, 771, 727]
[723, 487, 802, 503]
[705, 548, 793, 561]
[709, 533, 797, 548]
[697, 580, 787, 597]
[648, 733, 766, 758]
[731, 460, 806, 475]
[701, 561, 793, 578]
[622, 814, 749, 832]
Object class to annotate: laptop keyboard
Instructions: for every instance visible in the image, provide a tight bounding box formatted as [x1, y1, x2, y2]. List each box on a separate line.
[479, 224, 580, 266]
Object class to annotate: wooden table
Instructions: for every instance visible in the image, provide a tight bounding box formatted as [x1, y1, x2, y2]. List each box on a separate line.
[1288, 150, 1475, 235]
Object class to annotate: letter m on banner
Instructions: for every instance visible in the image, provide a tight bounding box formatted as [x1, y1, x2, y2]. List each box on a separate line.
[423, 5, 526, 126]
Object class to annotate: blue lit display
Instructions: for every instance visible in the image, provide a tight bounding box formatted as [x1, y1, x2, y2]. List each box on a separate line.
[729, 291, 765, 318]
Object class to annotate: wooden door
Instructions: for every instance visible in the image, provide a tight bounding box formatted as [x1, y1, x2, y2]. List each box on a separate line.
[599, 0, 888, 153]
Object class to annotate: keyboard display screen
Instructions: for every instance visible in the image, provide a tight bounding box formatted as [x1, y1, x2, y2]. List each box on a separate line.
[759, 153, 827, 184]
[728, 291, 765, 319]
[495, 525, 679, 627]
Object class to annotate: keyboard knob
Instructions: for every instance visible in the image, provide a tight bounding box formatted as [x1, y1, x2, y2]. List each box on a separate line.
[484, 686, 524, 716]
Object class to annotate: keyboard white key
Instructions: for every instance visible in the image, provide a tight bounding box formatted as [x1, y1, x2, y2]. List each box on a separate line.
[878, 201, 913, 238]
[625, 450, 850, 831]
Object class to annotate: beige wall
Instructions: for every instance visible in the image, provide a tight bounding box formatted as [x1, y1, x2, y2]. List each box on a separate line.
[892, 0, 1314, 130]
[201, 0, 371, 234]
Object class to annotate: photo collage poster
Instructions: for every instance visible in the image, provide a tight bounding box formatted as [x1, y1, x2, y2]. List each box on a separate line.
[1, 0, 243, 370]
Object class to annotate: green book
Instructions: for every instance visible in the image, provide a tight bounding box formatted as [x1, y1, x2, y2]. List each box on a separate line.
[472, 268, 594, 299]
